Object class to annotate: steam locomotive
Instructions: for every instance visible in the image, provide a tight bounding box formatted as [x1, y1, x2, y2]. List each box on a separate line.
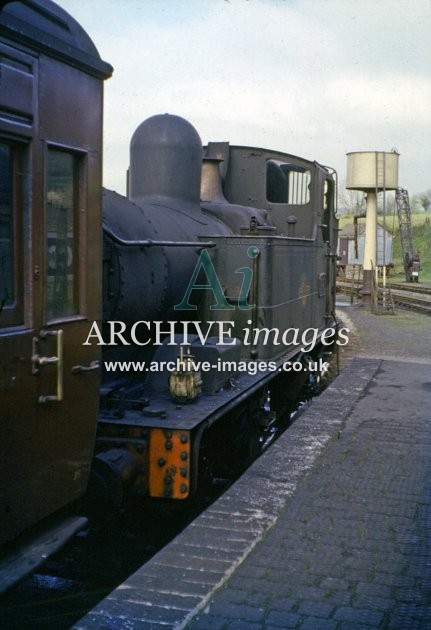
[0, 0, 339, 588]
[95, 111, 340, 507]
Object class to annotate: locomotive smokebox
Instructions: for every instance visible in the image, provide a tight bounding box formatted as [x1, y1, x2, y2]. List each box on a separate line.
[129, 114, 202, 204]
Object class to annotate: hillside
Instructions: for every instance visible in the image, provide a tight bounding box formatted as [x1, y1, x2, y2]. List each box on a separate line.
[338, 212, 431, 283]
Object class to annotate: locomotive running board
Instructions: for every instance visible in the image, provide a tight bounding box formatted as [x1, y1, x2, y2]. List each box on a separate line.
[0, 516, 87, 594]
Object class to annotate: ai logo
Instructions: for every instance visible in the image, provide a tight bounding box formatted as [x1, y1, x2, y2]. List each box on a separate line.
[174, 246, 259, 311]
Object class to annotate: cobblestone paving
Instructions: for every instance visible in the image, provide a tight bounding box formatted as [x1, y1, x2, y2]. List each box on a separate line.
[187, 360, 431, 629]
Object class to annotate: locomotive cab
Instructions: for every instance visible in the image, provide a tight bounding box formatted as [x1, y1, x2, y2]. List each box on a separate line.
[0, 0, 112, 587]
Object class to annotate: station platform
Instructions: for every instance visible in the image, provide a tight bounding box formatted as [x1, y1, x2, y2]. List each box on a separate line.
[75, 305, 431, 630]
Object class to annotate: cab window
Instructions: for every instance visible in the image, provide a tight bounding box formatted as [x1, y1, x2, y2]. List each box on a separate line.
[322, 178, 334, 243]
[267, 159, 311, 205]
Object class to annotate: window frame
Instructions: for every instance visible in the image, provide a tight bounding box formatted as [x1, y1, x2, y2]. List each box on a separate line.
[45, 145, 86, 324]
[266, 159, 312, 206]
[0, 139, 24, 329]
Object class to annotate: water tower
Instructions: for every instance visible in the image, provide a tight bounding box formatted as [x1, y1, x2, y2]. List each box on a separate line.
[346, 150, 399, 304]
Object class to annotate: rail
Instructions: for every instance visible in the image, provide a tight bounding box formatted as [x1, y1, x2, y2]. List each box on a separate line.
[336, 280, 431, 315]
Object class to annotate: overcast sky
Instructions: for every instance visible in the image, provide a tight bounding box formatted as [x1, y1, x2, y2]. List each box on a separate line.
[57, 0, 431, 198]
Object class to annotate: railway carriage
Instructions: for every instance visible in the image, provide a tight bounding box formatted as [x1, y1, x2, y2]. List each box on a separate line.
[0, 0, 112, 577]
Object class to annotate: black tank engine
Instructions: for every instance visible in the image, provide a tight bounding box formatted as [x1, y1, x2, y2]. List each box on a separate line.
[94, 113, 339, 505]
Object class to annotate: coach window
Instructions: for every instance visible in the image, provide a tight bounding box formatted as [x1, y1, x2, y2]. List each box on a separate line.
[0, 141, 23, 327]
[266, 160, 311, 205]
[46, 149, 80, 321]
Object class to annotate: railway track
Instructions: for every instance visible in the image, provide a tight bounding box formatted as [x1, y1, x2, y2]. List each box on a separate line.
[0, 486, 227, 629]
[0, 364, 336, 629]
[336, 280, 431, 314]
[389, 282, 431, 295]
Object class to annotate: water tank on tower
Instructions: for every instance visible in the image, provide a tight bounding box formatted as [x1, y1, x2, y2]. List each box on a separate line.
[345, 150, 399, 306]
[346, 151, 399, 191]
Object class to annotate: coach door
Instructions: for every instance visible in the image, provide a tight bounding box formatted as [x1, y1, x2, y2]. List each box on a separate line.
[32, 145, 101, 500]
[0, 138, 38, 545]
[0, 140, 101, 545]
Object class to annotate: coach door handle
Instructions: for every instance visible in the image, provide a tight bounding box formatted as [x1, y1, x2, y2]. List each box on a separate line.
[32, 329, 63, 403]
[71, 360, 100, 374]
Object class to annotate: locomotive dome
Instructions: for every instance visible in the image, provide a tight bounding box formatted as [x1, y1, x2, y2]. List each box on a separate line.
[129, 114, 203, 204]
[0, 0, 112, 78]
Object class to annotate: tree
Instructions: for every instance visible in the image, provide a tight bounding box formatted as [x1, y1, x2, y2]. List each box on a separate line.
[377, 191, 396, 216]
[411, 194, 422, 213]
[338, 181, 365, 216]
[419, 190, 431, 212]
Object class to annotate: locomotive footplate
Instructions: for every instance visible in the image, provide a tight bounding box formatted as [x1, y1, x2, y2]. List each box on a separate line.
[96, 334, 334, 504]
